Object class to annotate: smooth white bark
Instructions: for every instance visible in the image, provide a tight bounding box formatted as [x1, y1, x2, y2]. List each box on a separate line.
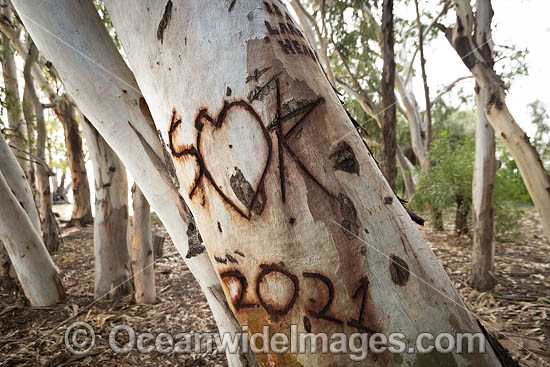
[0, 168, 64, 306]
[11, 2, 250, 365]
[81, 118, 132, 299]
[105, 0, 499, 365]
[0, 133, 41, 233]
[446, 0, 550, 245]
[131, 183, 156, 304]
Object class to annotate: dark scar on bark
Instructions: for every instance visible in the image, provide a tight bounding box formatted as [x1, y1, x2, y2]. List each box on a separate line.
[139, 97, 156, 130]
[185, 220, 205, 258]
[217, 221, 223, 232]
[221, 269, 259, 310]
[338, 193, 359, 238]
[303, 316, 312, 333]
[347, 277, 379, 334]
[390, 255, 410, 286]
[329, 142, 359, 175]
[228, 0, 237, 12]
[275, 78, 286, 202]
[156, 0, 173, 43]
[169, 101, 272, 220]
[226, 253, 239, 264]
[246, 67, 271, 83]
[215, 255, 228, 264]
[235, 250, 246, 257]
[256, 263, 299, 318]
[247, 72, 281, 102]
[303, 272, 342, 324]
[230, 167, 266, 216]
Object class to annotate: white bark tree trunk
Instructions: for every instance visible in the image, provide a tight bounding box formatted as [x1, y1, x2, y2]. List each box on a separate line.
[131, 183, 156, 304]
[0, 132, 41, 233]
[471, 0, 497, 291]
[0, 164, 64, 306]
[444, 0, 550, 245]
[472, 85, 497, 290]
[0, 16, 29, 173]
[102, 0, 500, 365]
[23, 43, 60, 253]
[12, 2, 251, 365]
[81, 118, 132, 299]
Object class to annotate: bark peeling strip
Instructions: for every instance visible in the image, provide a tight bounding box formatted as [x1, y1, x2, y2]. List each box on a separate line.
[389, 255, 410, 286]
[156, 0, 173, 43]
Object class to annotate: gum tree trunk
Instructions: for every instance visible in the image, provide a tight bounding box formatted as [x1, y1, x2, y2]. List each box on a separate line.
[12, 2, 252, 365]
[443, 0, 550, 245]
[23, 43, 60, 253]
[381, 0, 397, 190]
[470, 0, 497, 290]
[0, 132, 41, 292]
[102, 0, 500, 365]
[81, 118, 132, 299]
[0, 133, 41, 233]
[0, 4, 28, 174]
[131, 183, 156, 304]
[0, 140, 64, 306]
[59, 100, 93, 226]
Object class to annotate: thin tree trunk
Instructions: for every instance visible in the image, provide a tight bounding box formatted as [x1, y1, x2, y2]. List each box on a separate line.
[443, 0, 550, 245]
[0, 131, 41, 292]
[13, 3, 253, 365]
[0, 4, 28, 174]
[397, 145, 416, 197]
[131, 182, 156, 304]
[0, 166, 64, 306]
[470, 0, 497, 290]
[58, 99, 93, 226]
[24, 43, 60, 253]
[471, 85, 497, 289]
[103, 1, 500, 365]
[0, 133, 41, 233]
[381, 0, 397, 190]
[413, 0, 433, 154]
[455, 193, 469, 236]
[81, 118, 132, 299]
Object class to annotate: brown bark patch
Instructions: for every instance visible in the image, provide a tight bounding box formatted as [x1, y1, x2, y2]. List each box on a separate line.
[328, 141, 360, 175]
[389, 255, 410, 286]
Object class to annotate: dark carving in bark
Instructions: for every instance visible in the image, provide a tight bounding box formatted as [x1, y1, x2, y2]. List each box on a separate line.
[156, 0, 173, 43]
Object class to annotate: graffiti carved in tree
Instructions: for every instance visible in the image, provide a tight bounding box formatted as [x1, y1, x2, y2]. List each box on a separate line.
[168, 73, 333, 219]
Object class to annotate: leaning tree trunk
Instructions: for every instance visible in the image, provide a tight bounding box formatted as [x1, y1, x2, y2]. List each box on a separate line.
[0, 132, 41, 292]
[13, 2, 254, 365]
[58, 99, 93, 226]
[131, 183, 156, 304]
[102, 0, 500, 365]
[23, 43, 60, 253]
[81, 118, 132, 299]
[380, 0, 397, 190]
[443, 0, 550, 245]
[0, 165, 64, 306]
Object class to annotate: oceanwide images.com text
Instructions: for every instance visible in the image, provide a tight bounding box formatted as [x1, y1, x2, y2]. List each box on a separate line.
[65, 322, 487, 361]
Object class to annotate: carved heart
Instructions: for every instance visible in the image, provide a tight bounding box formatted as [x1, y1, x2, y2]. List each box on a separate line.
[171, 101, 272, 219]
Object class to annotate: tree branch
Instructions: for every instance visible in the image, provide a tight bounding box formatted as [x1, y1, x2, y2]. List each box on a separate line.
[431, 75, 472, 105]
